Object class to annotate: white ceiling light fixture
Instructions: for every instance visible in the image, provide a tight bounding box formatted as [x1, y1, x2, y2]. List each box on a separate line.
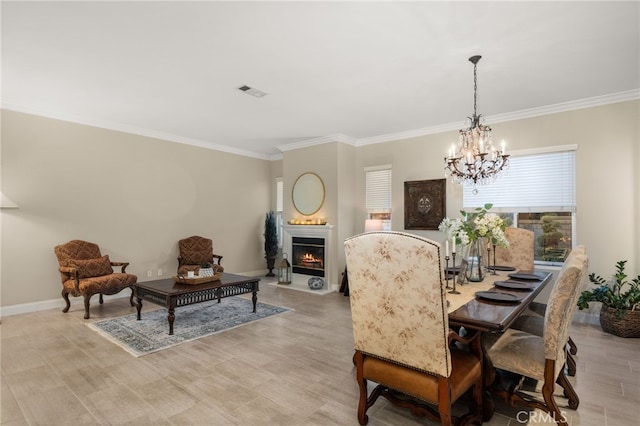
[444, 55, 510, 193]
[237, 85, 268, 98]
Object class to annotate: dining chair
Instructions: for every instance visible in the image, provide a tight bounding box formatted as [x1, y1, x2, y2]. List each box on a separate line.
[484, 252, 588, 426]
[511, 245, 587, 376]
[493, 227, 534, 271]
[344, 231, 483, 426]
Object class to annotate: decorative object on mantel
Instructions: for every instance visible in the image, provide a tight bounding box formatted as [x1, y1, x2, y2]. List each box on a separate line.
[278, 253, 292, 284]
[264, 211, 278, 277]
[287, 219, 327, 225]
[577, 260, 640, 338]
[404, 179, 446, 230]
[439, 203, 508, 283]
[444, 55, 509, 192]
[308, 277, 324, 290]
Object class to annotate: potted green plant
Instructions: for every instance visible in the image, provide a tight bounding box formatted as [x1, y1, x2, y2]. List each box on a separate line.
[577, 260, 640, 338]
[264, 211, 278, 277]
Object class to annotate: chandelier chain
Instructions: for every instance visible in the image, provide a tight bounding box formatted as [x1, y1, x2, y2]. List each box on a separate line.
[473, 62, 478, 119]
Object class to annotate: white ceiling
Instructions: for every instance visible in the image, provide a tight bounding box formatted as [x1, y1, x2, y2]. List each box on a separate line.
[2, 1, 639, 160]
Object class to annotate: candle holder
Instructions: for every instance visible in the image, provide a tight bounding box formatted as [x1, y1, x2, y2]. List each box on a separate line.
[449, 252, 460, 294]
[488, 244, 497, 275]
[445, 255, 452, 289]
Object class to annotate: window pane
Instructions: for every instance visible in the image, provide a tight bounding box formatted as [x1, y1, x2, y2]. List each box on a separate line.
[518, 212, 572, 264]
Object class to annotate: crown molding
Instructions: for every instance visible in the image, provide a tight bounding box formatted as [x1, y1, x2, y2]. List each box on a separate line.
[356, 89, 640, 147]
[3, 89, 637, 161]
[0, 103, 273, 161]
[276, 134, 357, 152]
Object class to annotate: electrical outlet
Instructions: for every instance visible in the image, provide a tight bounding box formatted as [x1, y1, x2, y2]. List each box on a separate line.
[157, 268, 163, 276]
[147, 270, 152, 278]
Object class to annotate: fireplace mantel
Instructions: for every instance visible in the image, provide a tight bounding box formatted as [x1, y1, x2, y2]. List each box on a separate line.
[283, 224, 336, 294]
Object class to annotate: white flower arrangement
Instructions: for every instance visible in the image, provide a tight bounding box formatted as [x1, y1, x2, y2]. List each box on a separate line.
[439, 203, 509, 249]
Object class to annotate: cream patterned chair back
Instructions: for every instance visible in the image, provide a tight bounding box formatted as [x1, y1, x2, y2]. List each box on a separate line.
[494, 227, 534, 271]
[543, 253, 589, 366]
[344, 232, 450, 377]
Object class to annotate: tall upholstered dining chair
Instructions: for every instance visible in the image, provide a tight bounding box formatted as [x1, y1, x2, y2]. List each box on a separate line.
[54, 240, 137, 319]
[511, 245, 587, 376]
[493, 227, 535, 271]
[344, 232, 483, 426]
[177, 235, 224, 275]
[484, 253, 588, 425]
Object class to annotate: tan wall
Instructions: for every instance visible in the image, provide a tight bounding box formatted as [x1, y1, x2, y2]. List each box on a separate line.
[2, 100, 638, 310]
[1, 110, 272, 307]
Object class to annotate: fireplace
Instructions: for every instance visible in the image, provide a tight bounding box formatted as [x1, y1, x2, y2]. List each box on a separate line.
[282, 224, 336, 294]
[292, 237, 325, 277]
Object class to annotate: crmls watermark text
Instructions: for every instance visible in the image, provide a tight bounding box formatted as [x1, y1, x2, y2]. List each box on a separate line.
[516, 410, 568, 424]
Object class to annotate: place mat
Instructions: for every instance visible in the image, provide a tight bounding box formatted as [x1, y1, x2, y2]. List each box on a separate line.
[487, 265, 517, 271]
[508, 273, 542, 281]
[475, 291, 522, 304]
[494, 280, 534, 291]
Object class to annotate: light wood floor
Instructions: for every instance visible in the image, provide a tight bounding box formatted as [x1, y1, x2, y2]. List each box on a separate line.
[2, 278, 638, 425]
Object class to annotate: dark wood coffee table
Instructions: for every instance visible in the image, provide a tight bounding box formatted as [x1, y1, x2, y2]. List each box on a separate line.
[133, 273, 260, 335]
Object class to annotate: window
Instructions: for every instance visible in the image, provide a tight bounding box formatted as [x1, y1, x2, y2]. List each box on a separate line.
[276, 177, 284, 248]
[463, 146, 576, 265]
[365, 165, 392, 231]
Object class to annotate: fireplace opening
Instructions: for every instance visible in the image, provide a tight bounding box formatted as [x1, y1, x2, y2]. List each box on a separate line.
[292, 237, 325, 277]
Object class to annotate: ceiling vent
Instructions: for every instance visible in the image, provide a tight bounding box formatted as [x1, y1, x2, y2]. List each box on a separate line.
[237, 85, 268, 98]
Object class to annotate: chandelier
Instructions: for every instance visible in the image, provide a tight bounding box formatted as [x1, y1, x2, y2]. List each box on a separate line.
[444, 55, 509, 190]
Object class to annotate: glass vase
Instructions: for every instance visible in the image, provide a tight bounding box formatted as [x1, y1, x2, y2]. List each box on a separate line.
[465, 240, 485, 282]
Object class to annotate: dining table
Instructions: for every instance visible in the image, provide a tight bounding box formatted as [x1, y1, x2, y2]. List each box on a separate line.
[444, 268, 553, 421]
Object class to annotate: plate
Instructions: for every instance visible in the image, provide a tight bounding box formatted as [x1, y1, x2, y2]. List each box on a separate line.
[508, 273, 542, 281]
[475, 291, 522, 303]
[487, 265, 517, 271]
[494, 280, 534, 291]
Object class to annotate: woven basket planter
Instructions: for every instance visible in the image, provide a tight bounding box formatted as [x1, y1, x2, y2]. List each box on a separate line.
[599, 305, 640, 338]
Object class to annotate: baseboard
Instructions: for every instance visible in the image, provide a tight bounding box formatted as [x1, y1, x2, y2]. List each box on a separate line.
[0, 291, 131, 318]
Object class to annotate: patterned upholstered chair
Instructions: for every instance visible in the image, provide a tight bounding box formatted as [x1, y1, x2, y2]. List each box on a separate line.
[484, 253, 588, 425]
[344, 232, 483, 426]
[177, 235, 224, 275]
[511, 245, 587, 376]
[493, 227, 535, 271]
[54, 240, 137, 319]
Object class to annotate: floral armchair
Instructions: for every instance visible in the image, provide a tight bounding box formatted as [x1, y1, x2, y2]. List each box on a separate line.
[344, 231, 483, 425]
[54, 240, 137, 319]
[177, 235, 224, 275]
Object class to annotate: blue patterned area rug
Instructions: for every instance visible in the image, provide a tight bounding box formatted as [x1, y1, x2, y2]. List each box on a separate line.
[88, 297, 292, 357]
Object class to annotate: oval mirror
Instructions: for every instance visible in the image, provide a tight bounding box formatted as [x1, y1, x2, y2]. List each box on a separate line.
[292, 172, 325, 216]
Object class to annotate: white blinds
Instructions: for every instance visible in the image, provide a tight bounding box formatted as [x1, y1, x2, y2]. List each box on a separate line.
[463, 149, 576, 212]
[365, 166, 392, 212]
[276, 178, 283, 212]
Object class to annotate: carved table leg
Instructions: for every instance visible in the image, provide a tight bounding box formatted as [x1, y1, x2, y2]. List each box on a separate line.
[136, 297, 142, 320]
[252, 285, 258, 313]
[168, 306, 175, 335]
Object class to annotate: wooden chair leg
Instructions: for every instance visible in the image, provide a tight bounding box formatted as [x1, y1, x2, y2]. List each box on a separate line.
[543, 360, 569, 425]
[566, 352, 577, 377]
[556, 369, 579, 409]
[61, 290, 71, 313]
[83, 295, 91, 319]
[99, 293, 104, 304]
[568, 336, 578, 355]
[437, 378, 452, 426]
[129, 287, 136, 306]
[354, 351, 370, 425]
